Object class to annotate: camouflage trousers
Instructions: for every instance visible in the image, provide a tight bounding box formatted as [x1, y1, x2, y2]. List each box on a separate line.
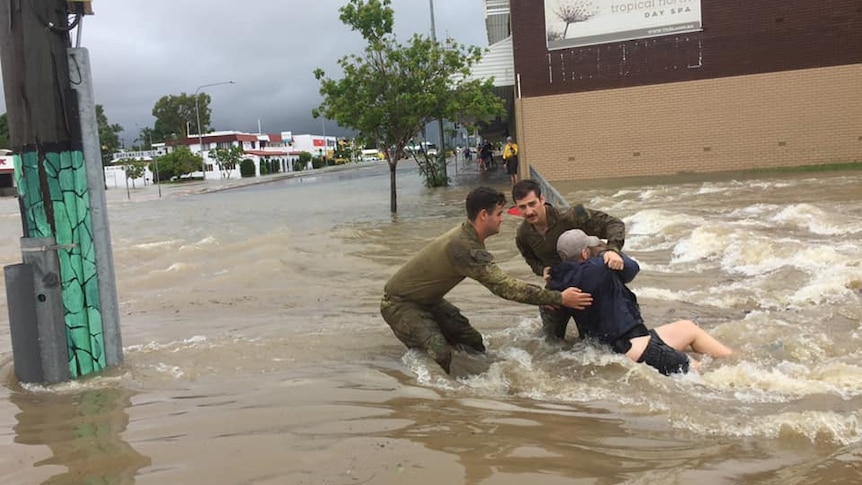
[539, 305, 584, 342]
[380, 294, 485, 373]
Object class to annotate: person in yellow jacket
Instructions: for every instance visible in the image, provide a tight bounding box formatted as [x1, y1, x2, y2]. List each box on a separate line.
[502, 136, 519, 185]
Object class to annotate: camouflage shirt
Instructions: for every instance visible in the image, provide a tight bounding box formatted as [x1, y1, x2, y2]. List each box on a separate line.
[384, 222, 562, 306]
[515, 203, 626, 276]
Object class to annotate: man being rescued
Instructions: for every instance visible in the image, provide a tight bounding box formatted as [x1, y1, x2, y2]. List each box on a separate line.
[548, 229, 733, 375]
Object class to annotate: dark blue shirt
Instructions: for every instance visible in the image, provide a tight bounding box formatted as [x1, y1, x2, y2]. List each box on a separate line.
[548, 253, 644, 348]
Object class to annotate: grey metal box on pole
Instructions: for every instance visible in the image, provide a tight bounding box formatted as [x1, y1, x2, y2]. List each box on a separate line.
[4, 237, 72, 384]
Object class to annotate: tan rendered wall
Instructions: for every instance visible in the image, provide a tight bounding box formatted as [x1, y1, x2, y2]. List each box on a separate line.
[517, 64, 862, 181]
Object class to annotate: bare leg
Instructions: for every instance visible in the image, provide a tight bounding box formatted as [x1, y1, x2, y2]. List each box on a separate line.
[654, 320, 733, 357]
[626, 334, 704, 371]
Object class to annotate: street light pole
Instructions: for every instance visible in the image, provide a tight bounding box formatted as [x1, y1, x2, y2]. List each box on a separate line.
[322, 118, 327, 165]
[194, 80, 235, 179]
[429, 0, 447, 177]
[429, 0, 437, 38]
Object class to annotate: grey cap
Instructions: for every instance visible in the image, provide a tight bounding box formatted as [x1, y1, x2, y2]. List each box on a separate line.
[557, 229, 601, 261]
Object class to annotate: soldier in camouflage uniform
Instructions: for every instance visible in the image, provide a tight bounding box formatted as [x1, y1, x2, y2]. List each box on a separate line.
[381, 186, 593, 374]
[512, 179, 626, 342]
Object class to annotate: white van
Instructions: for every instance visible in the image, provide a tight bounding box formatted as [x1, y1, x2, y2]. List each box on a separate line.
[360, 149, 383, 162]
[406, 142, 438, 157]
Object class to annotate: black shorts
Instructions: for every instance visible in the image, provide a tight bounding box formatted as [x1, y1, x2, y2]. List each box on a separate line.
[505, 158, 519, 175]
[637, 330, 690, 375]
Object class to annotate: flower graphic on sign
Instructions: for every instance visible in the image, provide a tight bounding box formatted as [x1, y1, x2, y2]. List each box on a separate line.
[555, 1, 599, 38]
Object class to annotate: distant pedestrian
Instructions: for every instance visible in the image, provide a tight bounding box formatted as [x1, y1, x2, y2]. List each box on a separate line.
[503, 136, 519, 185]
[479, 141, 493, 172]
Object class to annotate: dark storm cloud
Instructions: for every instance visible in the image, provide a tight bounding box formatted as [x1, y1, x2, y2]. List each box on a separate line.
[0, 0, 488, 145]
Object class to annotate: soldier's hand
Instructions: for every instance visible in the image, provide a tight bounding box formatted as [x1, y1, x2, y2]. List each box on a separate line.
[560, 287, 592, 310]
[603, 251, 623, 270]
[543, 266, 552, 281]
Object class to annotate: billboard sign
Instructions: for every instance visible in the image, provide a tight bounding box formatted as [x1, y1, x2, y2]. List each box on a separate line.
[545, 0, 702, 50]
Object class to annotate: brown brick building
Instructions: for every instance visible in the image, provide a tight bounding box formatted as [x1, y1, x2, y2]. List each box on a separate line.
[507, 0, 862, 181]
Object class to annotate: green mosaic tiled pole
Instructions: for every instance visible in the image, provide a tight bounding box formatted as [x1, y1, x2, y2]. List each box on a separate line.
[14, 150, 106, 376]
[1, 1, 121, 382]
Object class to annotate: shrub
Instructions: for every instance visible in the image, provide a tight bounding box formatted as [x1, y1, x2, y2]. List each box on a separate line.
[240, 158, 256, 178]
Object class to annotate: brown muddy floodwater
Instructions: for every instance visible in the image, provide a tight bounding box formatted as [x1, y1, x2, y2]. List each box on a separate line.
[1, 161, 861, 484]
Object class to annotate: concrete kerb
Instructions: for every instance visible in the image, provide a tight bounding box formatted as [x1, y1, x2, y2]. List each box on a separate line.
[107, 160, 387, 201]
[194, 160, 387, 195]
[129, 156, 501, 199]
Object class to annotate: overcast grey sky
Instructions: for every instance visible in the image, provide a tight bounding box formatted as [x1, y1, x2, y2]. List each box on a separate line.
[0, 0, 488, 146]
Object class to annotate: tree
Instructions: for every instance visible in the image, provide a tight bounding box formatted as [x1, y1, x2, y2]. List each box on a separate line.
[0, 113, 9, 148]
[296, 151, 313, 171]
[209, 145, 243, 179]
[153, 146, 202, 181]
[151, 93, 211, 141]
[123, 160, 146, 188]
[136, 126, 156, 150]
[313, 0, 504, 213]
[96, 105, 123, 165]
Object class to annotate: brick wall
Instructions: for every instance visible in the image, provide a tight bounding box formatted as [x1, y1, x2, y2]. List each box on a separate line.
[513, 0, 862, 96]
[518, 64, 862, 181]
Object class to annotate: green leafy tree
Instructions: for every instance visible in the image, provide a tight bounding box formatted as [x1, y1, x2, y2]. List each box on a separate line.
[209, 145, 243, 179]
[295, 151, 313, 171]
[96, 105, 124, 165]
[0, 113, 9, 148]
[123, 160, 147, 188]
[313, 0, 504, 213]
[151, 93, 211, 141]
[153, 146, 202, 181]
[136, 126, 156, 150]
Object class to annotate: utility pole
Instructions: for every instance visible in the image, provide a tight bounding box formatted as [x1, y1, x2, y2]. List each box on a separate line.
[194, 80, 235, 179]
[0, 0, 122, 383]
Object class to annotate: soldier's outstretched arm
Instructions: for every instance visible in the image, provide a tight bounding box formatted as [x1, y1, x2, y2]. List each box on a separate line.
[464, 259, 562, 306]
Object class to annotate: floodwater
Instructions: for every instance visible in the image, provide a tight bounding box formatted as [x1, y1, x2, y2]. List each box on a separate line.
[0, 161, 861, 484]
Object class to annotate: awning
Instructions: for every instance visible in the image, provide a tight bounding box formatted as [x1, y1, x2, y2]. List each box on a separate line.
[245, 150, 290, 157]
[466, 36, 514, 87]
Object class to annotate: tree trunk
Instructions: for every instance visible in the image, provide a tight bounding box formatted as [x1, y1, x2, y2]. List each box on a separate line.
[388, 160, 398, 213]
